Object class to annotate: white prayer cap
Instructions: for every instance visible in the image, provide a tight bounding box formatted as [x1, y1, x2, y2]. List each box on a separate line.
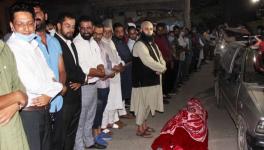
[128, 22, 136, 28]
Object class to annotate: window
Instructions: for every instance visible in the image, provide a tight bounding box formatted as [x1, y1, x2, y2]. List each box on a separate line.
[244, 49, 264, 85]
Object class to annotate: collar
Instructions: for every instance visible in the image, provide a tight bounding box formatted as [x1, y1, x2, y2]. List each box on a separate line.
[56, 33, 72, 44]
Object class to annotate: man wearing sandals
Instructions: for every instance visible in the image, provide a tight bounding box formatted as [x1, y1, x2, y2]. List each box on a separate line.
[130, 21, 166, 138]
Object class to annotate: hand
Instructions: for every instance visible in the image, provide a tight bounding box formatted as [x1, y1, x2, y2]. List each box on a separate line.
[0, 104, 19, 125]
[31, 95, 51, 107]
[14, 90, 28, 107]
[113, 63, 123, 72]
[69, 82, 81, 91]
[119, 63, 125, 72]
[109, 72, 116, 78]
[60, 85, 67, 96]
[102, 72, 115, 81]
[97, 65, 105, 73]
[112, 65, 119, 72]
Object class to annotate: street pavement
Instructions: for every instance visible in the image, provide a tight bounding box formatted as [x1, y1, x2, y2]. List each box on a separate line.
[97, 62, 238, 150]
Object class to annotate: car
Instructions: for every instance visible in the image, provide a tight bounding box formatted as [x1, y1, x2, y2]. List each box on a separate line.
[215, 41, 264, 150]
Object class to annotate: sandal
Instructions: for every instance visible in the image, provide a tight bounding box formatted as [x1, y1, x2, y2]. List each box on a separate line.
[145, 127, 156, 133]
[136, 131, 153, 138]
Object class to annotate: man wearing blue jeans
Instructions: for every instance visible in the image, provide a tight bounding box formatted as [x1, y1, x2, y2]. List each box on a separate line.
[92, 24, 117, 146]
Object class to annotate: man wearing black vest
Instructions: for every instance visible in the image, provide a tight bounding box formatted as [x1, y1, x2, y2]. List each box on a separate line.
[130, 21, 166, 138]
[54, 13, 87, 150]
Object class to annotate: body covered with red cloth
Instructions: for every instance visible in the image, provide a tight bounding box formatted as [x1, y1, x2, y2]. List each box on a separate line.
[152, 98, 208, 150]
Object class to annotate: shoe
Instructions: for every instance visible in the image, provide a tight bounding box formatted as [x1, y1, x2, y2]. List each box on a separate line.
[99, 132, 113, 141]
[87, 143, 107, 149]
[95, 136, 108, 146]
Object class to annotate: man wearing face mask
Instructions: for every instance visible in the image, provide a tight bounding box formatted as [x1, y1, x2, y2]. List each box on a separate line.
[46, 21, 56, 36]
[7, 2, 63, 150]
[54, 13, 87, 150]
[32, 2, 67, 150]
[73, 16, 106, 149]
[130, 21, 166, 138]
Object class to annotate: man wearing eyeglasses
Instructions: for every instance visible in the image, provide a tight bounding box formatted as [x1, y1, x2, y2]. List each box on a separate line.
[7, 2, 62, 150]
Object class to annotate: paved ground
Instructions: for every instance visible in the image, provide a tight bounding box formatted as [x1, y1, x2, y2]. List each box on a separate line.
[101, 62, 238, 150]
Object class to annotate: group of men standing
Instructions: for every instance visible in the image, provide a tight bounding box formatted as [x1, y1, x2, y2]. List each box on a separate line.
[0, 1, 167, 150]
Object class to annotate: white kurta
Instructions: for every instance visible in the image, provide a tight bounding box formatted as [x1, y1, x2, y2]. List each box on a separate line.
[100, 37, 125, 128]
[105, 73, 123, 110]
[130, 41, 166, 125]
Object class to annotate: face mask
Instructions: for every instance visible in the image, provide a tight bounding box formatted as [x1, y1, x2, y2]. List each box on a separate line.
[48, 29, 56, 36]
[14, 32, 36, 42]
[168, 35, 175, 43]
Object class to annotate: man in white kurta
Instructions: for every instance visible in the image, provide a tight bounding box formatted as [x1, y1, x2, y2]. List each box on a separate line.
[100, 25, 125, 131]
[130, 21, 166, 137]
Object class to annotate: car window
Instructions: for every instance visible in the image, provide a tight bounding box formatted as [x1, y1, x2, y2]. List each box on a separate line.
[221, 43, 244, 74]
[244, 49, 264, 85]
[230, 47, 245, 81]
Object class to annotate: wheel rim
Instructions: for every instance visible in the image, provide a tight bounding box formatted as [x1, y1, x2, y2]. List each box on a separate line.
[238, 119, 247, 150]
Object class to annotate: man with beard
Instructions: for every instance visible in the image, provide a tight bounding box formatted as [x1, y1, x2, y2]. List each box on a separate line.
[112, 23, 133, 120]
[54, 13, 87, 150]
[155, 23, 174, 103]
[100, 21, 125, 135]
[73, 16, 106, 149]
[7, 2, 62, 150]
[32, 2, 67, 150]
[130, 21, 166, 138]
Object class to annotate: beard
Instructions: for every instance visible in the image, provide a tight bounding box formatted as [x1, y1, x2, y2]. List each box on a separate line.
[35, 18, 46, 32]
[80, 32, 92, 40]
[62, 32, 74, 40]
[141, 32, 154, 42]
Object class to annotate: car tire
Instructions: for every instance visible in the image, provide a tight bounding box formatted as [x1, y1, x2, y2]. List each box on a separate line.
[214, 77, 222, 108]
[238, 116, 248, 150]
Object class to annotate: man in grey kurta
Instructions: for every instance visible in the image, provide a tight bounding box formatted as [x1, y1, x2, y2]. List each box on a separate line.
[130, 21, 166, 137]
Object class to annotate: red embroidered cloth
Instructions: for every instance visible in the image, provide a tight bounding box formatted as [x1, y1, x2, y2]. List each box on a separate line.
[152, 98, 208, 150]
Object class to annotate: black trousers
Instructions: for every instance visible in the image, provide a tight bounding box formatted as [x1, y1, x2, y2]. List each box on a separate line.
[50, 109, 63, 150]
[20, 109, 51, 150]
[61, 89, 81, 150]
[162, 62, 175, 95]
